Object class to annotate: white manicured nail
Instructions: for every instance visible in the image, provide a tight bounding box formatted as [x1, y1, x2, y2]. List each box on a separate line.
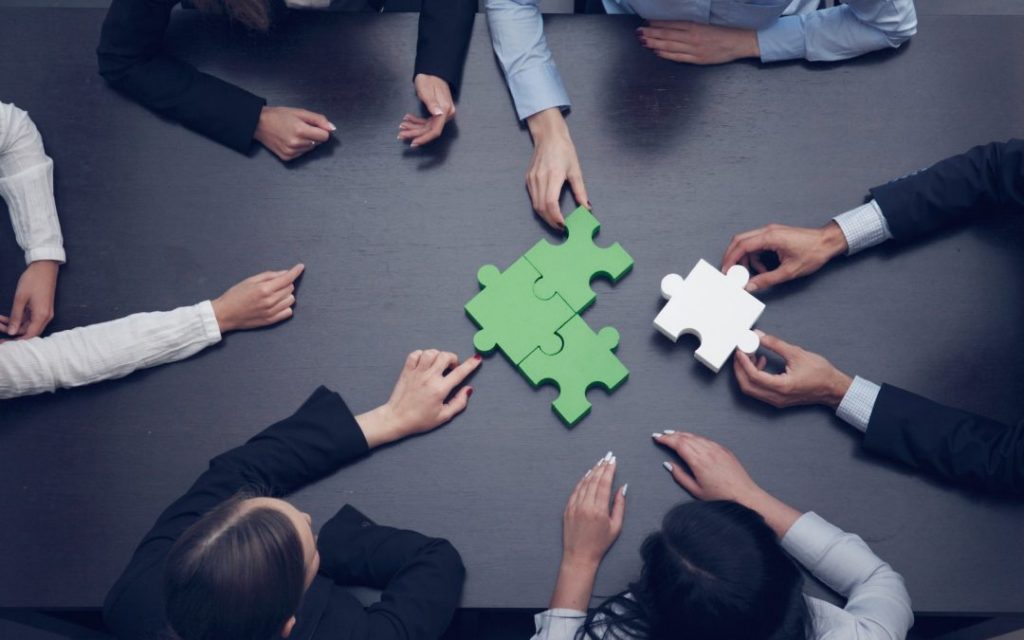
[663, 430, 676, 434]
[609, 456, 617, 465]
[663, 461, 674, 472]
[652, 432, 662, 439]
[622, 483, 629, 497]
[585, 469, 592, 478]
[604, 451, 613, 461]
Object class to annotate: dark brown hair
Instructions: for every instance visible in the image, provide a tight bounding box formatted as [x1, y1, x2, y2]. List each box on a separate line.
[192, 0, 273, 31]
[164, 495, 307, 640]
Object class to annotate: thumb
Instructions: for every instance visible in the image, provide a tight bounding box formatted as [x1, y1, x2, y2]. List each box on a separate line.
[297, 109, 336, 132]
[754, 331, 800, 360]
[8, 293, 28, 336]
[746, 266, 795, 292]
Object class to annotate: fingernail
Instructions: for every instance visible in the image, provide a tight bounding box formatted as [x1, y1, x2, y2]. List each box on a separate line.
[652, 432, 662, 439]
[328, 123, 337, 131]
[640, 38, 649, 46]
[585, 469, 592, 478]
[410, 143, 419, 149]
[604, 451, 613, 462]
[622, 483, 629, 497]
[754, 329, 765, 337]
[397, 135, 403, 140]
[663, 429, 676, 434]
[663, 461, 674, 472]
[609, 456, 617, 465]
[634, 27, 642, 34]
[473, 354, 482, 361]
[746, 283, 758, 292]
[467, 387, 474, 397]
[432, 109, 444, 116]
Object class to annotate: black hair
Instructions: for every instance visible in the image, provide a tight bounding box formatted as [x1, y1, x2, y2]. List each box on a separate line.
[578, 501, 811, 640]
[163, 494, 307, 640]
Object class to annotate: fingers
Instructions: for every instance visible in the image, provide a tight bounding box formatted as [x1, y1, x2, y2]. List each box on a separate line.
[268, 263, 305, 289]
[443, 353, 482, 389]
[267, 307, 294, 324]
[541, 173, 566, 229]
[754, 332, 800, 360]
[429, 351, 459, 375]
[746, 267, 794, 292]
[295, 109, 336, 132]
[733, 350, 788, 404]
[417, 348, 440, 370]
[722, 227, 771, 271]
[663, 459, 701, 496]
[406, 349, 424, 370]
[301, 124, 331, 144]
[438, 384, 473, 422]
[653, 50, 701, 64]
[410, 116, 446, 148]
[267, 294, 296, 316]
[8, 293, 28, 336]
[567, 463, 593, 512]
[567, 171, 590, 210]
[610, 483, 627, 534]
[22, 308, 51, 339]
[642, 35, 695, 55]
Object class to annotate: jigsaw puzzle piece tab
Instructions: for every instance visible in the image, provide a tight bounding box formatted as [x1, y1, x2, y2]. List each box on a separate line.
[526, 207, 634, 313]
[519, 315, 629, 426]
[653, 259, 765, 373]
[465, 257, 574, 364]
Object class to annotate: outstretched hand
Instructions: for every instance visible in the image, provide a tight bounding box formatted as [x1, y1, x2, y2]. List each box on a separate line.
[8, 260, 59, 339]
[398, 74, 457, 148]
[211, 264, 305, 332]
[254, 106, 336, 162]
[721, 222, 848, 292]
[732, 331, 852, 409]
[525, 108, 590, 230]
[562, 453, 627, 567]
[358, 349, 482, 447]
[637, 21, 759, 65]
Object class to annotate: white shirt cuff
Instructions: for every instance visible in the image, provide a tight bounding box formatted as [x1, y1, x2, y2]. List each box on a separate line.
[195, 300, 223, 342]
[532, 608, 587, 640]
[832, 200, 892, 255]
[507, 63, 571, 121]
[25, 246, 66, 264]
[780, 512, 839, 564]
[836, 375, 881, 433]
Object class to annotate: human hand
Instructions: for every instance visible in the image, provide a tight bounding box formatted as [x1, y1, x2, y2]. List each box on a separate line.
[562, 452, 627, 567]
[655, 431, 802, 538]
[722, 222, 848, 292]
[358, 349, 482, 447]
[398, 74, 457, 148]
[637, 21, 759, 64]
[733, 332, 852, 409]
[8, 260, 59, 339]
[211, 264, 304, 332]
[254, 106, 336, 161]
[525, 108, 590, 230]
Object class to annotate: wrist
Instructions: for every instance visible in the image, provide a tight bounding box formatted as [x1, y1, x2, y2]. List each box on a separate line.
[823, 368, 853, 410]
[210, 297, 235, 333]
[356, 403, 403, 448]
[527, 108, 569, 141]
[742, 29, 760, 59]
[254, 106, 271, 141]
[820, 221, 849, 260]
[560, 553, 602, 573]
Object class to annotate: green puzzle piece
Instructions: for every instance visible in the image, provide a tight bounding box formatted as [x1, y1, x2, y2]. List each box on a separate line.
[520, 315, 629, 426]
[525, 207, 634, 314]
[465, 257, 574, 365]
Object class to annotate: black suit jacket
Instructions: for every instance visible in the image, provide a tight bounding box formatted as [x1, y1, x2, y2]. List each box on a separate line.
[96, 0, 475, 153]
[859, 140, 1024, 494]
[103, 386, 465, 640]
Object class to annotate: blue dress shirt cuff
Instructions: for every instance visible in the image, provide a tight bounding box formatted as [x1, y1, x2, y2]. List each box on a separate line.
[833, 199, 892, 255]
[508, 63, 571, 121]
[758, 15, 806, 62]
[836, 376, 881, 433]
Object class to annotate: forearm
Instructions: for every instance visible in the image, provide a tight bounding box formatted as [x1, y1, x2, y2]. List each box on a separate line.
[549, 557, 599, 611]
[415, 0, 475, 89]
[528, 107, 571, 145]
[0, 301, 220, 399]
[739, 489, 802, 540]
[758, 2, 916, 63]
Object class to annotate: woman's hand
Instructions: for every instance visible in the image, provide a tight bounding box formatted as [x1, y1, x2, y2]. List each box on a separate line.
[721, 222, 848, 292]
[653, 431, 801, 538]
[550, 453, 627, 611]
[8, 260, 59, 338]
[254, 106, 336, 162]
[637, 21, 759, 64]
[211, 264, 304, 332]
[525, 108, 590, 230]
[398, 74, 457, 148]
[357, 350, 482, 447]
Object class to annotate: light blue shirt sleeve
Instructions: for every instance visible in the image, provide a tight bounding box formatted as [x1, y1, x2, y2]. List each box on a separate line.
[485, 0, 571, 121]
[758, 0, 917, 62]
[833, 199, 893, 255]
[836, 376, 882, 433]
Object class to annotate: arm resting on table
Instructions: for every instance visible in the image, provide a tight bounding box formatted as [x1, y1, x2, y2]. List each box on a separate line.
[415, 0, 476, 92]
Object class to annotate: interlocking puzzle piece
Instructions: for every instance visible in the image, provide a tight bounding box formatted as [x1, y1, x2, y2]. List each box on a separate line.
[653, 259, 765, 373]
[525, 207, 634, 314]
[520, 315, 629, 426]
[465, 257, 575, 365]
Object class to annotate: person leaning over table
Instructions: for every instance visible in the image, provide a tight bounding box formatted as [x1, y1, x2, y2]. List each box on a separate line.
[722, 139, 1024, 494]
[104, 348, 481, 640]
[97, 0, 475, 161]
[486, 0, 916, 231]
[0, 102, 63, 341]
[531, 433, 912, 640]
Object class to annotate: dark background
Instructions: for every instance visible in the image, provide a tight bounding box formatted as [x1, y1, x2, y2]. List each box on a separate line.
[1, 3, 1023, 638]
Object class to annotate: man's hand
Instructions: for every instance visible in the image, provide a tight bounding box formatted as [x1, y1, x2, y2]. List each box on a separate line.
[8, 260, 59, 339]
[398, 74, 457, 148]
[637, 21, 760, 64]
[525, 108, 590, 230]
[722, 222, 849, 292]
[254, 106, 336, 162]
[733, 332, 853, 409]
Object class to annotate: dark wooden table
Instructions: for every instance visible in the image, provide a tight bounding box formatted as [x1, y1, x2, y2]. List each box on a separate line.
[1, 8, 1023, 613]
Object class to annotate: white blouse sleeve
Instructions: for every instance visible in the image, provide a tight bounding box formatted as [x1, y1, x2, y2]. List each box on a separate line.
[0, 301, 221, 399]
[782, 512, 913, 640]
[530, 608, 588, 640]
[0, 102, 65, 265]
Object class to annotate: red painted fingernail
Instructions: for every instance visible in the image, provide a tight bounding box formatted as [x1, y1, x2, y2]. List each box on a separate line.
[473, 354, 482, 361]
[467, 387, 474, 397]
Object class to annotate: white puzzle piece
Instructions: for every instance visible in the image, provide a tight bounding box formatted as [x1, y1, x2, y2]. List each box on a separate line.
[653, 259, 766, 373]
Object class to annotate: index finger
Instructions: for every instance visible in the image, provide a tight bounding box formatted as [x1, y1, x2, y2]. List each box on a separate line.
[21, 313, 48, 340]
[301, 124, 330, 144]
[646, 20, 692, 31]
[733, 347, 786, 391]
[410, 116, 446, 148]
[443, 354, 482, 389]
[269, 263, 305, 288]
[722, 229, 770, 271]
[542, 174, 566, 229]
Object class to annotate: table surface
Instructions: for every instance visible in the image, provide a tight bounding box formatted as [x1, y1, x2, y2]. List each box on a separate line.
[1, 8, 1023, 613]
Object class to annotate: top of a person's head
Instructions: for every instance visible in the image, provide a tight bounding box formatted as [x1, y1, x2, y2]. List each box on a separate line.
[582, 500, 810, 640]
[163, 495, 310, 640]
[192, 0, 273, 31]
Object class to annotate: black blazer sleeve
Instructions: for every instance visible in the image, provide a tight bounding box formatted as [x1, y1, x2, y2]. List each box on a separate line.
[869, 139, 1024, 241]
[103, 386, 368, 639]
[312, 504, 465, 640]
[413, 0, 475, 92]
[863, 384, 1024, 494]
[97, 0, 267, 153]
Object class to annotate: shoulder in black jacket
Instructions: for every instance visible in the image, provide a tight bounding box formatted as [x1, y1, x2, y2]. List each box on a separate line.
[103, 386, 465, 640]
